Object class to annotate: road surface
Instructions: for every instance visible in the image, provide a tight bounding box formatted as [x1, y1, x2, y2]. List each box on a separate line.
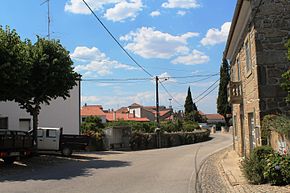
[0, 132, 232, 193]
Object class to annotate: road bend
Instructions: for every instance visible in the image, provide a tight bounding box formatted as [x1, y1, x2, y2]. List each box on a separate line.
[0, 132, 232, 193]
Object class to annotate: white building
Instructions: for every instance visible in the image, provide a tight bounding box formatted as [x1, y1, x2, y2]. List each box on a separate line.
[0, 84, 80, 135]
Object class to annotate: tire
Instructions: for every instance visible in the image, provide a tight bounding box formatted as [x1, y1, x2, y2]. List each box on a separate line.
[61, 147, 72, 157]
[3, 157, 16, 165]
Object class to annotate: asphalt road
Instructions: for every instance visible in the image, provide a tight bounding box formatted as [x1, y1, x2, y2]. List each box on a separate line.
[0, 132, 232, 193]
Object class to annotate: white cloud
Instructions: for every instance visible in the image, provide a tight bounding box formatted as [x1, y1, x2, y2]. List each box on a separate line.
[177, 10, 187, 16]
[81, 96, 101, 104]
[158, 72, 177, 83]
[104, 0, 143, 22]
[201, 22, 231, 46]
[120, 27, 199, 59]
[162, 0, 200, 9]
[171, 49, 209, 65]
[71, 46, 137, 76]
[150, 10, 161, 17]
[64, 0, 121, 14]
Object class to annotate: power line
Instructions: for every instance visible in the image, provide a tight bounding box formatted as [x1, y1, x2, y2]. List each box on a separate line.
[177, 74, 219, 84]
[193, 79, 220, 101]
[82, 77, 153, 82]
[194, 84, 219, 103]
[168, 73, 219, 79]
[82, 0, 153, 78]
[159, 81, 183, 107]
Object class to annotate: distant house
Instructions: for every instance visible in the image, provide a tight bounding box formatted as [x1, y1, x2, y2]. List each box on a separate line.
[81, 105, 107, 123]
[0, 83, 80, 135]
[127, 103, 172, 122]
[81, 104, 150, 123]
[205, 114, 225, 125]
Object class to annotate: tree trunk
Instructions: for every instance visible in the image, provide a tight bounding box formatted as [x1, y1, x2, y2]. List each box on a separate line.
[32, 110, 38, 152]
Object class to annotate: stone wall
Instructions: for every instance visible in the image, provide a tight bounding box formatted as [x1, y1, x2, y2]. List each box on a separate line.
[253, 0, 290, 116]
[231, 0, 290, 157]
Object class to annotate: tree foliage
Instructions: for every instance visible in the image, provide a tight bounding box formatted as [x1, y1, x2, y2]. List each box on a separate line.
[217, 58, 231, 126]
[81, 116, 104, 133]
[0, 26, 30, 101]
[184, 87, 194, 115]
[0, 26, 79, 146]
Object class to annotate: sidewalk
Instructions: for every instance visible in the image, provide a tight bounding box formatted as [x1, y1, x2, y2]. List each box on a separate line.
[198, 146, 290, 193]
[220, 149, 247, 186]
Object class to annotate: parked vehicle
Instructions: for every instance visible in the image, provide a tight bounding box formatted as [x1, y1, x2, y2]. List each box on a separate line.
[37, 127, 93, 156]
[0, 129, 34, 164]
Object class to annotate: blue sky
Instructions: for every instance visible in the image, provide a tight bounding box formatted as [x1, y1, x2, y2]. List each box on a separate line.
[0, 0, 236, 113]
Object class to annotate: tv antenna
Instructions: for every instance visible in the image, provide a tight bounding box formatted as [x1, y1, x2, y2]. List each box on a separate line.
[41, 0, 51, 39]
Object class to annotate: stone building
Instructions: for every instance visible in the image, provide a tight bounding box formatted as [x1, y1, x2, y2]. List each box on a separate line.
[225, 0, 290, 157]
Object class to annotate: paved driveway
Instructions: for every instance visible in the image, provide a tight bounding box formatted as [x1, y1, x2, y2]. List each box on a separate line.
[0, 133, 232, 193]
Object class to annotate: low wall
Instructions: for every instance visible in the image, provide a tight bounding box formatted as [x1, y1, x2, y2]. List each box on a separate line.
[130, 129, 210, 150]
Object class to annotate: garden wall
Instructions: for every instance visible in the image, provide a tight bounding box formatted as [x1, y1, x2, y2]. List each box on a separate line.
[130, 129, 210, 150]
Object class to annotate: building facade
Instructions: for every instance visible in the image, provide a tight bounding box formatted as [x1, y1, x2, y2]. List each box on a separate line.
[0, 84, 81, 134]
[225, 0, 290, 157]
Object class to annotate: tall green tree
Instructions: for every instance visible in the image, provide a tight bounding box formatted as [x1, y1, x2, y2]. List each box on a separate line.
[281, 39, 290, 102]
[0, 27, 79, 147]
[184, 87, 194, 115]
[0, 26, 30, 101]
[20, 37, 79, 146]
[217, 58, 231, 126]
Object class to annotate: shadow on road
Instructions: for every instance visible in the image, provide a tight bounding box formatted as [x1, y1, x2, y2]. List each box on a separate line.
[0, 155, 131, 182]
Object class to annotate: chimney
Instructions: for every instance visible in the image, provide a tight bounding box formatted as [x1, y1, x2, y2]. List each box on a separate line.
[113, 111, 116, 121]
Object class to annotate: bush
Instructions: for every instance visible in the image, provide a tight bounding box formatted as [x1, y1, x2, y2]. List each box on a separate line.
[264, 152, 290, 185]
[242, 146, 273, 184]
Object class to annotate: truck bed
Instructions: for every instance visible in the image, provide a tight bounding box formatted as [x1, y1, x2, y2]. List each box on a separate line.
[0, 130, 33, 152]
[60, 134, 93, 151]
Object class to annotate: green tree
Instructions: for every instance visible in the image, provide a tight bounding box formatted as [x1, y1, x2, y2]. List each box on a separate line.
[0, 28, 79, 147]
[281, 39, 290, 102]
[81, 116, 104, 134]
[217, 58, 231, 127]
[184, 87, 194, 115]
[22, 37, 79, 146]
[0, 26, 30, 101]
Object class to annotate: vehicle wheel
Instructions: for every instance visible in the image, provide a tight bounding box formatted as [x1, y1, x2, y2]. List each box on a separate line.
[3, 157, 16, 165]
[61, 147, 72, 157]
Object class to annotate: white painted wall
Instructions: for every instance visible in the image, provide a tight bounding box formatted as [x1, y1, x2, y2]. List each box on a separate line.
[0, 83, 80, 134]
[129, 108, 141, 118]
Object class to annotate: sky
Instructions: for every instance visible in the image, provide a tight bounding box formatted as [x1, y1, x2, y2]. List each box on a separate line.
[0, 0, 237, 113]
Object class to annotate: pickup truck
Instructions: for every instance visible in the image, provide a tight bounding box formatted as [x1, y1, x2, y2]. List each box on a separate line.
[37, 127, 93, 156]
[0, 129, 34, 164]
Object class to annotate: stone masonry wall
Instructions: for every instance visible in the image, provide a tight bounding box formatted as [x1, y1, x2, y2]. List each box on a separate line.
[253, 0, 290, 117]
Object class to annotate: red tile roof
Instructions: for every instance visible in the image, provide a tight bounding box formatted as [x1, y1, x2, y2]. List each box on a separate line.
[81, 105, 106, 116]
[116, 107, 129, 113]
[106, 112, 149, 122]
[205, 114, 225, 120]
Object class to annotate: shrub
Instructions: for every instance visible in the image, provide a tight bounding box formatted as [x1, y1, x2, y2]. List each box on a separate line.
[242, 146, 273, 184]
[264, 152, 290, 185]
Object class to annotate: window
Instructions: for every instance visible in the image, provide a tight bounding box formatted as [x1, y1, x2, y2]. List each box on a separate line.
[46, 130, 57, 138]
[19, 119, 31, 131]
[233, 115, 237, 137]
[37, 130, 44, 137]
[237, 58, 241, 81]
[245, 40, 252, 73]
[0, 117, 8, 129]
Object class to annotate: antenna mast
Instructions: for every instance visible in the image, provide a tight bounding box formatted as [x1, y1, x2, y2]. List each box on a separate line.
[41, 0, 51, 39]
[47, 0, 50, 39]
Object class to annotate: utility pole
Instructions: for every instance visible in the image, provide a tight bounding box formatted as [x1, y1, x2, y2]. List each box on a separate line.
[155, 76, 160, 128]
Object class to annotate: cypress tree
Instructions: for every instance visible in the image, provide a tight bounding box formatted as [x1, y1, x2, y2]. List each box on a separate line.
[184, 87, 194, 115]
[217, 58, 231, 126]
